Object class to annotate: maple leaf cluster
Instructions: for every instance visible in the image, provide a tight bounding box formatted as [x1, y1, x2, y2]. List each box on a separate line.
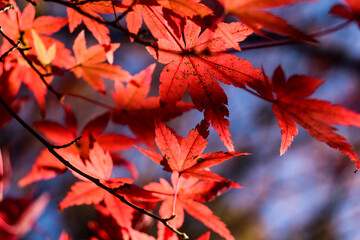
[0, 0, 359, 239]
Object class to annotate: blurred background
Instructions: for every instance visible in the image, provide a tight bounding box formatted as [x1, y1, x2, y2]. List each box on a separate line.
[1, 0, 360, 239]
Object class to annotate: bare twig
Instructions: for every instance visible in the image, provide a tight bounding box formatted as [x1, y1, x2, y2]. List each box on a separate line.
[0, 41, 21, 62]
[44, 0, 154, 47]
[240, 20, 352, 52]
[53, 136, 83, 149]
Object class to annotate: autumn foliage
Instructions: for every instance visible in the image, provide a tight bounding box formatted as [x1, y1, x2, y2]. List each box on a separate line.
[0, 0, 360, 239]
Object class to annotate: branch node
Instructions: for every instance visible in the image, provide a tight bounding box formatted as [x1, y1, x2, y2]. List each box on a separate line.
[53, 136, 82, 149]
[165, 214, 176, 221]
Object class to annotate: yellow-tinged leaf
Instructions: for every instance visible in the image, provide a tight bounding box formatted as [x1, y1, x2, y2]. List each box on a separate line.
[31, 29, 56, 65]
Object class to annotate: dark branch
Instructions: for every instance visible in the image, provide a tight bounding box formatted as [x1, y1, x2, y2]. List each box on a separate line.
[0, 27, 63, 100]
[0, 96, 189, 240]
[0, 41, 21, 62]
[53, 136, 83, 149]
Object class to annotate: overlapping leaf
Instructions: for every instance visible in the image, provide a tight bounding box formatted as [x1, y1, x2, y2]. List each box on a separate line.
[144, 176, 241, 240]
[59, 142, 159, 234]
[144, 12, 263, 151]
[71, 30, 132, 94]
[112, 64, 194, 148]
[18, 106, 138, 187]
[137, 121, 247, 181]
[0, 1, 70, 112]
[248, 66, 360, 169]
[124, 0, 212, 38]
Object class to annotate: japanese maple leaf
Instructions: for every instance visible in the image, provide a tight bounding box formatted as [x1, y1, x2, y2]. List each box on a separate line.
[144, 176, 241, 240]
[247, 66, 360, 169]
[72, 30, 132, 94]
[59, 142, 159, 232]
[145, 14, 263, 151]
[66, 1, 133, 45]
[112, 64, 194, 148]
[0, 1, 67, 47]
[31, 29, 56, 67]
[0, 1, 72, 113]
[124, 0, 212, 38]
[67, 3, 110, 44]
[18, 106, 137, 187]
[330, 0, 360, 28]
[59, 142, 138, 230]
[218, 0, 316, 42]
[136, 121, 247, 181]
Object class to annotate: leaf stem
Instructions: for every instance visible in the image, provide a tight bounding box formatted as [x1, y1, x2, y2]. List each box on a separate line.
[53, 136, 82, 149]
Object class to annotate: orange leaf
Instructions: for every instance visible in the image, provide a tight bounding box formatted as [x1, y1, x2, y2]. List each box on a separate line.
[72, 31, 131, 93]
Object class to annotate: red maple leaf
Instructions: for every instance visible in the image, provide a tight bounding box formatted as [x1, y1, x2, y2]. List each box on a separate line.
[124, 0, 212, 38]
[330, 0, 360, 27]
[218, 0, 316, 42]
[112, 64, 194, 148]
[144, 13, 263, 151]
[18, 106, 138, 187]
[144, 175, 241, 240]
[66, 1, 120, 45]
[136, 121, 248, 181]
[58, 143, 136, 229]
[247, 66, 360, 169]
[59, 142, 158, 233]
[0, 1, 71, 113]
[71, 30, 132, 94]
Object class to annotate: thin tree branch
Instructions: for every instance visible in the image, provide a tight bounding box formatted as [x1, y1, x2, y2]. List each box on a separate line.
[0, 41, 21, 62]
[240, 20, 352, 51]
[44, 0, 154, 47]
[0, 96, 189, 240]
[111, 0, 135, 24]
[45, 0, 353, 58]
[0, 28, 118, 111]
[0, 27, 63, 100]
[53, 136, 83, 149]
